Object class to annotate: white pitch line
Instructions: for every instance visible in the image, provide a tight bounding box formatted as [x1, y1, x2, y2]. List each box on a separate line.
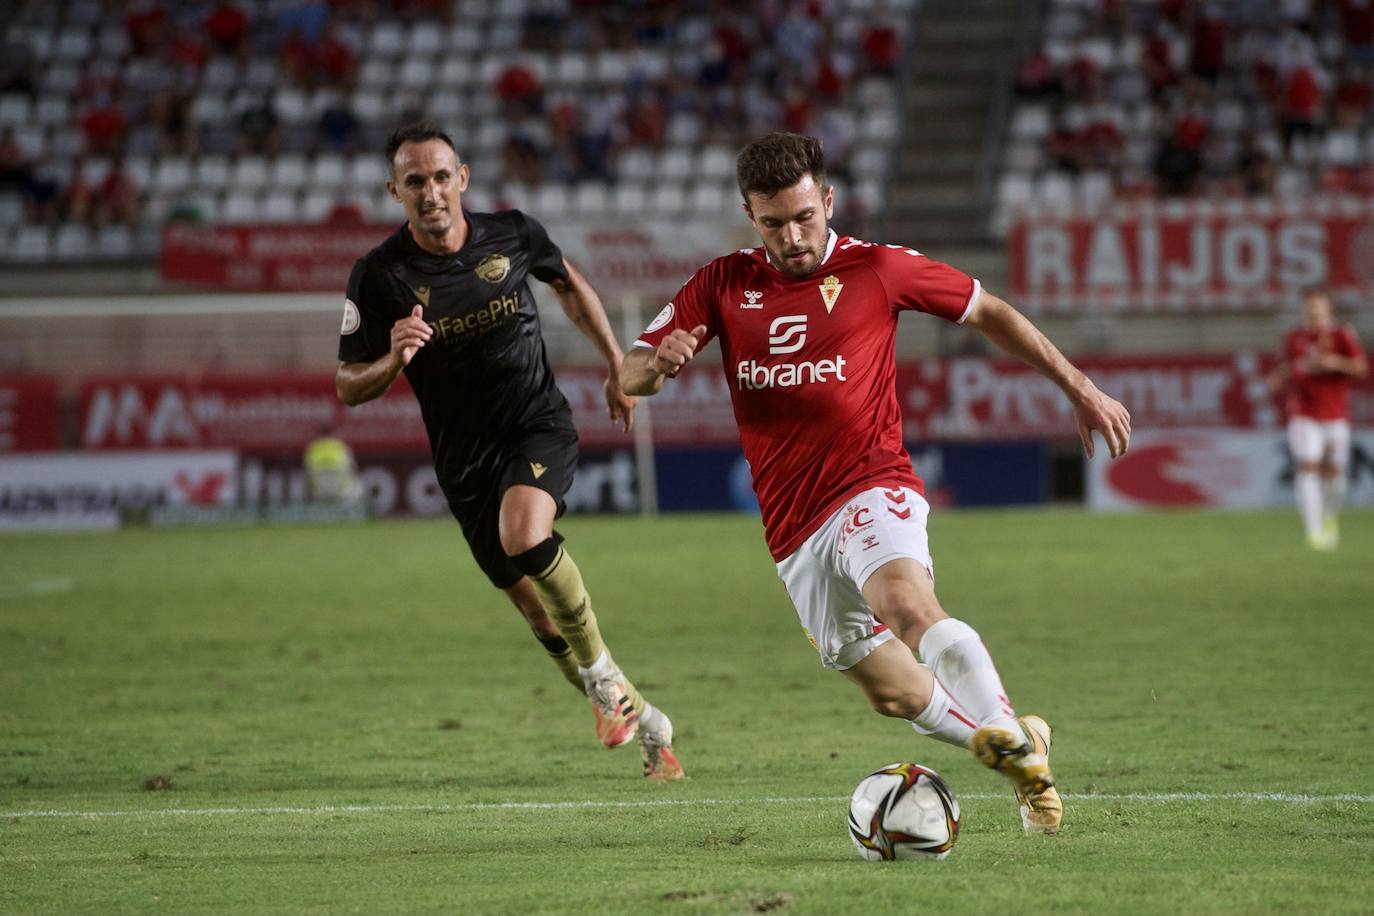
[4, 791, 1373, 821]
[0, 577, 75, 599]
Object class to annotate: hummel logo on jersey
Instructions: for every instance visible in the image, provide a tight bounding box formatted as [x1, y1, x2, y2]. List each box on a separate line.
[819, 275, 843, 313]
[740, 290, 764, 309]
[530, 462, 547, 479]
[769, 315, 807, 355]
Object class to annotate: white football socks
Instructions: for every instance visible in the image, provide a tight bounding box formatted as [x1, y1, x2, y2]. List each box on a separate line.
[918, 618, 1020, 735]
[910, 672, 977, 748]
[1323, 471, 1347, 523]
[1295, 470, 1323, 539]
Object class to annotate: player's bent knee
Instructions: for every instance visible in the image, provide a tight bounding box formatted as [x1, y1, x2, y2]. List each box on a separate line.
[868, 689, 926, 720]
[501, 529, 547, 558]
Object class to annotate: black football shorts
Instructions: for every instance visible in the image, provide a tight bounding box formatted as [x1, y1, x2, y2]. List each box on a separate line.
[448, 424, 579, 589]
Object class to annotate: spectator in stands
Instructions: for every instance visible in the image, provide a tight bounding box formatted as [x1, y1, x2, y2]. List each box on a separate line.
[205, 2, 252, 57]
[1237, 132, 1278, 195]
[126, 4, 170, 57]
[0, 127, 34, 193]
[1280, 47, 1327, 153]
[522, 0, 567, 52]
[80, 94, 128, 158]
[318, 101, 361, 152]
[496, 62, 545, 118]
[860, 16, 902, 77]
[1016, 43, 1062, 99]
[314, 21, 357, 87]
[148, 89, 196, 156]
[166, 26, 208, 79]
[280, 28, 316, 87]
[237, 93, 282, 156]
[1141, 24, 1180, 100]
[1154, 125, 1204, 195]
[1342, 0, 1374, 64]
[1188, 2, 1229, 84]
[277, 0, 330, 43]
[502, 132, 545, 187]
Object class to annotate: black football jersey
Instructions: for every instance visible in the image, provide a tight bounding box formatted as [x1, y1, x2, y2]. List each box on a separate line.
[339, 210, 576, 494]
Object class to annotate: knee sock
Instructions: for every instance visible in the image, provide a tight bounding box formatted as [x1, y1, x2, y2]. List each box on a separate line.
[509, 536, 604, 667]
[1295, 470, 1323, 538]
[909, 671, 978, 748]
[1323, 470, 1347, 522]
[918, 618, 1020, 734]
[536, 633, 585, 692]
[510, 537, 646, 718]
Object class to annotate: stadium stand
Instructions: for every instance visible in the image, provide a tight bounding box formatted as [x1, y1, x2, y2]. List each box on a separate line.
[0, 0, 917, 264]
[994, 0, 1374, 234]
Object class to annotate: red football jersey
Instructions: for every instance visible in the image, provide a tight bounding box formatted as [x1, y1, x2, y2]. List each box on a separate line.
[637, 231, 979, 561]
[1284, 325, 1365, 420]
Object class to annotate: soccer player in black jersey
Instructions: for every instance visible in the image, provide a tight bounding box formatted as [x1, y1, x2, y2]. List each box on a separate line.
[335, 121, 682, 780]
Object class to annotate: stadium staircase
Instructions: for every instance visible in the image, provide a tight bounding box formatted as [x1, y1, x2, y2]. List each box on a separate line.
[883, 0, 1034, 290]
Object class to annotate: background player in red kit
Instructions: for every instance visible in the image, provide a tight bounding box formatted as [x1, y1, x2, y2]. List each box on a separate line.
[1268, 288, 1368, 550]
[621, 133, 1132, 835]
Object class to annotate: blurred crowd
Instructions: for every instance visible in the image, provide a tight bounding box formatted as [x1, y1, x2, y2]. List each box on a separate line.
[0, 0, 907, 240]
[1013, 0, 1374, 199]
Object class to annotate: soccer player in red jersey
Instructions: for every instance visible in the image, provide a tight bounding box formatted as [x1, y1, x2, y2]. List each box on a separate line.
[621, 133, 1132, 834]
[1269, 287, 1368, 549]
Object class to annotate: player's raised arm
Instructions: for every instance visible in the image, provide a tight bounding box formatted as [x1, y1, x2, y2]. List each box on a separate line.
[336, 304, 431, 406]
[620, 325, 708, 396]
[963, 290, 1131, 459]
[545, 259, 637, 432]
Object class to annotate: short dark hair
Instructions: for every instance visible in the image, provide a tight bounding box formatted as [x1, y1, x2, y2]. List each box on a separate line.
[384, 120, 460, 173]
[1301, 285, 1329, 299]
[736, 132, 827, 199]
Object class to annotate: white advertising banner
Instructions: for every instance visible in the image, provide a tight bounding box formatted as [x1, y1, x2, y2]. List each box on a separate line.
[0, 451, 239, 530]
[1086, 429, 1374, 510]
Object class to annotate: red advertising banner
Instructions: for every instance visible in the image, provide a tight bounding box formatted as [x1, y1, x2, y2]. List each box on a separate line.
[77, 374, 428, 452]
[1009, 198, 1374, 311]
[70, 356, 1374, 454]
[0, 376, 60, 452]
[75, 370, 651, 453]
[161, 222, 395, 291]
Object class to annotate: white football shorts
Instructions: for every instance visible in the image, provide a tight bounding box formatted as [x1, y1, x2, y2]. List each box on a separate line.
[775, 485, 933, 670]
[1287, 417, 1351, 471]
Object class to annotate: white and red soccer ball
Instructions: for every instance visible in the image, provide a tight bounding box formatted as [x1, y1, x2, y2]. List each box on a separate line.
[848, 762, 960, 861]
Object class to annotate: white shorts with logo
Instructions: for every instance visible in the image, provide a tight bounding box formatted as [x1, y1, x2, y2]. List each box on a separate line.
[775, 485, 932, 670]
[1287, 417, 1351, 471]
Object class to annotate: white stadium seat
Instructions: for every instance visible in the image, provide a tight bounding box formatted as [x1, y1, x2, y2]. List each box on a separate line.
[230, 156, 270, 191]
[220, 190, 262, 222]
[194, 156, 231, 191]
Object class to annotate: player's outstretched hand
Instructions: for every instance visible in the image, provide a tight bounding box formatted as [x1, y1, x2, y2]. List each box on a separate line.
[391, 304, 432, 367]
[604, 373, 637, 433]
[653, 325, 707, 375]
[1074, 384, 1131, 459]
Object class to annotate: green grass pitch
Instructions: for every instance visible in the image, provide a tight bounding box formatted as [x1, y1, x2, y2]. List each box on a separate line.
[3, 508, 1373, 914]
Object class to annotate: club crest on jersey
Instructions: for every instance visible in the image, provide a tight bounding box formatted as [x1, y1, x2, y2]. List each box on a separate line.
[341, 298, 360, 334]
[818, 275, 843, 313]
[740, 290, 764, 309]
[476, 254, 510, 283]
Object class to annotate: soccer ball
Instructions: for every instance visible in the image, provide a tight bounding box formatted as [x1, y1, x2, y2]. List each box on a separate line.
[847, 762, 960, 860]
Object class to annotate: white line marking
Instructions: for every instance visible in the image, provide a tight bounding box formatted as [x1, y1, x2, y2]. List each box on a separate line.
[0, 577, 75, 599]
[4, 792, 1372, 821]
